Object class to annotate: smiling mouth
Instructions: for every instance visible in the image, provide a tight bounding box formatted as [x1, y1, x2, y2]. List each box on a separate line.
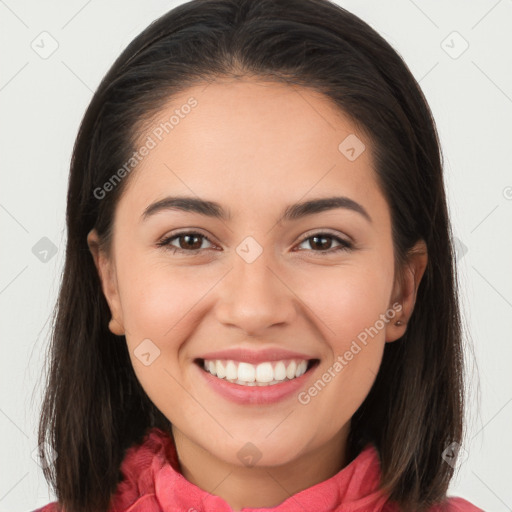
[194, 358, 320, 387]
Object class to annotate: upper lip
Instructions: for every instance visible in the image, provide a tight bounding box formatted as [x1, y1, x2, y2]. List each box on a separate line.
[197, 347, 318, 365]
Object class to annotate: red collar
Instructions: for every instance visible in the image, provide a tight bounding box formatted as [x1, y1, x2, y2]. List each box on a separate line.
[109, 427, 396, 512]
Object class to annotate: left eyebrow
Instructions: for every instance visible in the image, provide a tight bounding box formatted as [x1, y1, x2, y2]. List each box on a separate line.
[141, 195, 372, 224]
[282, 196, 372, 224]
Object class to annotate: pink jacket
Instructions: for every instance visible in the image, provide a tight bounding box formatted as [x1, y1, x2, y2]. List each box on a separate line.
[34, 427, 484, 511]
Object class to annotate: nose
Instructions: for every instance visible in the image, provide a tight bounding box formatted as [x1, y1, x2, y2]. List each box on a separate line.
[215, 244, 297, 335]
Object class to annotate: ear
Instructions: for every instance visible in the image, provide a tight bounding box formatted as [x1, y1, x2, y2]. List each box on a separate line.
[385, 239, 428, 342]
[87, 229, 125, 336]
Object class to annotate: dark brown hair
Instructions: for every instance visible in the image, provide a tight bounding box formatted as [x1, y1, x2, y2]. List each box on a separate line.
[37, 0, 465, 510]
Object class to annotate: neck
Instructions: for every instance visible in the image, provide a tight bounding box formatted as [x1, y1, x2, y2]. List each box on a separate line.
[171, 425, 350, 511]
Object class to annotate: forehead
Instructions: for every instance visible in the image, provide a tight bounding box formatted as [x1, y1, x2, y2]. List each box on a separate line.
[120, 78, 385, 221]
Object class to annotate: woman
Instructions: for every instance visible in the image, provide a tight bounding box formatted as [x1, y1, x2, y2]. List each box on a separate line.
[34, 0, 483, 510]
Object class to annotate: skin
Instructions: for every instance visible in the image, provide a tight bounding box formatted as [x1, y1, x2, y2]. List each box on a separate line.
[88, 78, 427, 511]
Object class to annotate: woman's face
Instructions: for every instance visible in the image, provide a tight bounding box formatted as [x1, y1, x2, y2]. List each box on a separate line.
[89, 78, 421, 471]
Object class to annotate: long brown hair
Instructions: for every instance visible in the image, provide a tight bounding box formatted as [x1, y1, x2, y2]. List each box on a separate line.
[37, 0, 465, 510]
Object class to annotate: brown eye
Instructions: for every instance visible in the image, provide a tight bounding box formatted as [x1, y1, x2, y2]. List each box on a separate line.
[176, 233, 204, 250]
[296, 233, 352, 254]
[157, 232, 214, 254]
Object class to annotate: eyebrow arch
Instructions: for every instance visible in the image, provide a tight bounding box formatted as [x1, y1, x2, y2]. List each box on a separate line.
[141, 195, 372, 224]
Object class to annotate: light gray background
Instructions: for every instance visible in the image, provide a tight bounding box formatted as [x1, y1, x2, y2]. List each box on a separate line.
[1, 1, 511, 511]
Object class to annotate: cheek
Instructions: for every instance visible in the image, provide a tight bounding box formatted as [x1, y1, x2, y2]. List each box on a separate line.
[117, 255, 209, 344]
[115, 258, 210, 411]
[294, 261, 393, 346]
[291, 259, 393, 414]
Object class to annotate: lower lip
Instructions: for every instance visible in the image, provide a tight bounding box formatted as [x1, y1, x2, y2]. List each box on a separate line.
[195, 360, 319, 405]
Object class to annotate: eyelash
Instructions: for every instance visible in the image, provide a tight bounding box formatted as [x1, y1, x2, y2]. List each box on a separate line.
[156, 230, 353, 256]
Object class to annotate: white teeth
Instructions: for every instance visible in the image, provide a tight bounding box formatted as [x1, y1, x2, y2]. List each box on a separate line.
[201, 358, 314, 386]
[216, 360, 226, 379]
[207, 360, 217, 376]
[255, 362, 273, 383]
[226, 360, 238, 380]
[295, 360, 307, 378]
[274, 361, 286, 381]
[286, 360, 297, 380]
[238, 362, 256, 382]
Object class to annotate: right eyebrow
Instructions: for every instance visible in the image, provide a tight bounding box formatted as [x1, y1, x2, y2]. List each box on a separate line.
[141, 196, 230, 221]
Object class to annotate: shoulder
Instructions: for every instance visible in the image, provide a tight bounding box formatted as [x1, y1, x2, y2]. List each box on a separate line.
[30, 502, 60, 512]
[429, 496, 485, 511]
[383, 496, 485, 512]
